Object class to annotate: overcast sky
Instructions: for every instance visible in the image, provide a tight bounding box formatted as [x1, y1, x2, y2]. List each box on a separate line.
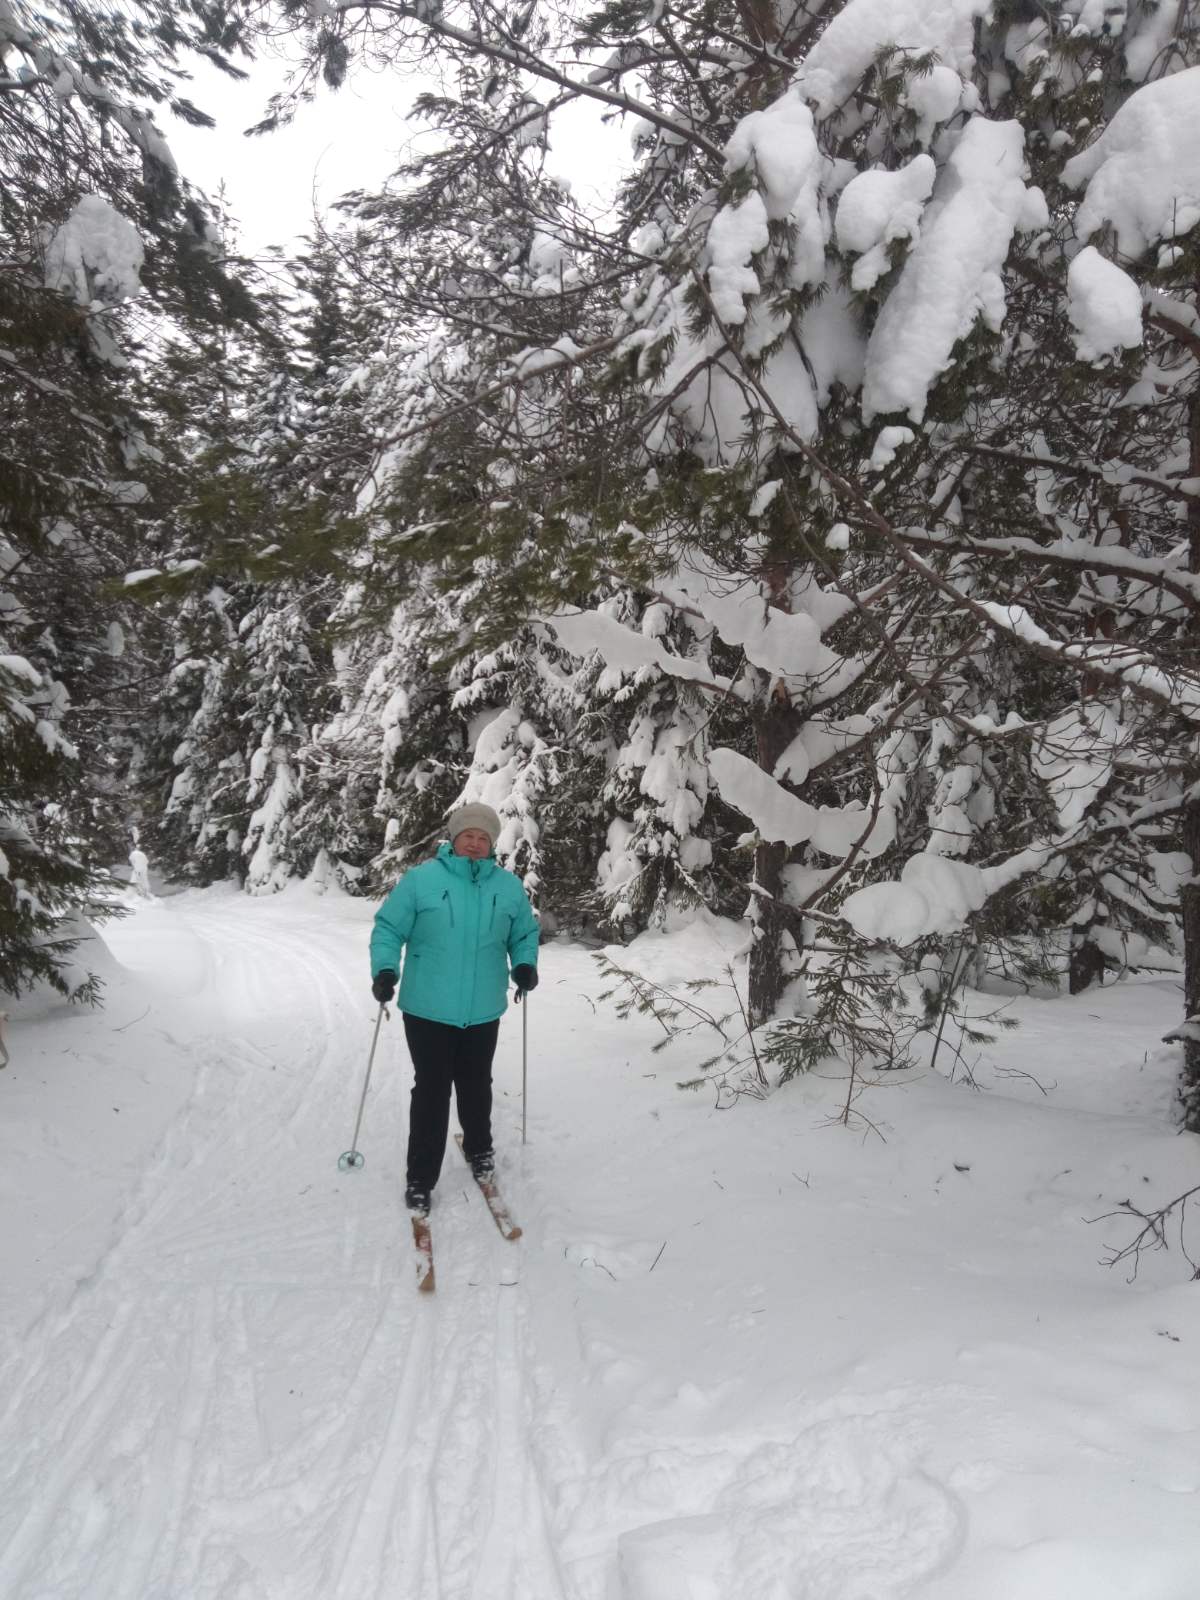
[168, 48, 630, 259]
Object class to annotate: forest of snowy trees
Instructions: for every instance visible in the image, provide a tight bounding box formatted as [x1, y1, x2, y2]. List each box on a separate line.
[3, 0, 1200, 1122]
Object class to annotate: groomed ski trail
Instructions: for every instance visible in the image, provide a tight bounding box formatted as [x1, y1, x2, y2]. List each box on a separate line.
[0, 893, 568, 1600]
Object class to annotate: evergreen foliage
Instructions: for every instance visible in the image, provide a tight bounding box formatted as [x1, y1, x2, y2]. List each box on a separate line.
[7, 0, 1200, 1128]
[242, 0, 1199, 1115]
[0, 0, 269, 994]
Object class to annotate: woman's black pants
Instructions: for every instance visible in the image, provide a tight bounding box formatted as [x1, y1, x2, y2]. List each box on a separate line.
[402, 1013, 499, 1194]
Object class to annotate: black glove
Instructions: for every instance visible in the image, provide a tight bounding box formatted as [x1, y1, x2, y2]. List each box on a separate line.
[372, 969, 397, 1004]
[512, 963, 538, 996]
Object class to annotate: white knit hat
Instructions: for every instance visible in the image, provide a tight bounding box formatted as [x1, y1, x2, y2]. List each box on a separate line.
[446, 801, 501, 847]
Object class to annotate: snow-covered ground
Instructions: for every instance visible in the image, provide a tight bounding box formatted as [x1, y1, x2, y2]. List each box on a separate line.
[2, 885, 1199, 1600]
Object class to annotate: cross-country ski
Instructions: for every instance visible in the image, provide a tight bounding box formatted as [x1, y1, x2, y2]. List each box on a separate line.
[456, 1135, 523, 1241]
[411, 1213, 436, 1294]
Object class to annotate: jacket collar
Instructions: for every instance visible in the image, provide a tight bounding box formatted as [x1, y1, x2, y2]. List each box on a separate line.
[436, 841, 496, 881]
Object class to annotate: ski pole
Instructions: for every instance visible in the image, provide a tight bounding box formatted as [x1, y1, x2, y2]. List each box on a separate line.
[338, 1003, 388, 1171]
[521, 989, 528, 1145]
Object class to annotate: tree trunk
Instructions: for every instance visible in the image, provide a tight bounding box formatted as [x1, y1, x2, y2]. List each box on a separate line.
[746, 544, 812, 1026]
[1181, 305, 1200, 1130]
[1068, 934, 1108, 996]
[1181, 797, 1200, 1131]
[748, 670, 800, 1027]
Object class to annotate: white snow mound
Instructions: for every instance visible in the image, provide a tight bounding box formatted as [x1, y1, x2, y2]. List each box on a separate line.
[1066, 247, 1144, 362]
[1063, 66, 1200, 257]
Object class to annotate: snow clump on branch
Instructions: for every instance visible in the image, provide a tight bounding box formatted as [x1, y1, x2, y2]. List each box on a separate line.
[43, 194, 144, 307]
[835, 156, 936, 292]
[1066, 247, 1144, 363]
[862, 117, 1048, 422]
[793, 0, 989, 120]
[1062, 66, 1200, 258]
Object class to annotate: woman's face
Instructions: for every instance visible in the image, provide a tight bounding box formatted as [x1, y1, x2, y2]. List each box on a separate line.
[453, 827, 492, 860]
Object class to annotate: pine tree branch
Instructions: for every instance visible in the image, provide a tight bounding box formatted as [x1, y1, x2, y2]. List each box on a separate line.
[335, 0, 728, 164]
[896, 527, 1200, 611]
[686, 270, 1200, 727]
[958, 441, 1200, 508]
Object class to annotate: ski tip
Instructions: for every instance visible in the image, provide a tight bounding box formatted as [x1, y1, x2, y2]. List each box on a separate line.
[412, 1215, 435, 1292]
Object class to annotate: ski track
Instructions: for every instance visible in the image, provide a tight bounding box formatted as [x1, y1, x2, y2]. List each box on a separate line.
[0, 897, 566, 1600]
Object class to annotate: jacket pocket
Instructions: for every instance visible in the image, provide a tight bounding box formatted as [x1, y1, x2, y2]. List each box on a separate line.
[442, 889, 455, 928]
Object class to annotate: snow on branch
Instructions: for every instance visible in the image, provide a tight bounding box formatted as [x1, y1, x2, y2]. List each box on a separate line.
[979, 603, 1200, 723]
[510, 336, 586, 377]
[1066, 247, 1144, 364]
[862, 117, 1048, 423]
[44, 214, 140, 301]
[836, 156, 935, 292]
[793, 0, 989, 119]
[709, 747, 895, 860]
[657, 557, 848, 680]
[841, 854, 988, 944]
[1063, 66, 1200, 259]
[543, 609, 733, 693]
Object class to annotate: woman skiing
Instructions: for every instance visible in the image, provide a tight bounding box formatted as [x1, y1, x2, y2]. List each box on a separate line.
[369, 802, 540, 1215]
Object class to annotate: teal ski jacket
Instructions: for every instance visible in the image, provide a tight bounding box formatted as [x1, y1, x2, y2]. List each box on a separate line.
[369, 844, 540, 1027]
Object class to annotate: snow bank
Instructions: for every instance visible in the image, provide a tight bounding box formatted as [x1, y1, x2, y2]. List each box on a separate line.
[863, 118, 1047, 422]
[1063, 66, 1200, 257]
[4, 890, 1199, 1599]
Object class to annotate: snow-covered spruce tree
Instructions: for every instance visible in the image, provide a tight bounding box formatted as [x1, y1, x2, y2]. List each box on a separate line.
[133, 585, 254, 885]
[281, 102, 640, 917]
[0, 0, 268, 993]
[130, 490, 345, 895]
[588, 2, 1200, 1052]
[236, 587, 321, 891]
[264, 0, 1200, 1095]
[0, 659, 104, 999]
[314, 587, 465, 890]
[586, 590, 740, 939]
[253, 234, 377, 513]
[125, 206, 370, 895]
[781, 7, 1200, 1099]
[233, 0, 957, 1049]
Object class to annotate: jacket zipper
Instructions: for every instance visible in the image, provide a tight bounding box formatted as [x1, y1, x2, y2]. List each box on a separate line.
[467, 865, 481, 1026]
[442, 889, 455, 927]
[490, 894, 497, 929]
